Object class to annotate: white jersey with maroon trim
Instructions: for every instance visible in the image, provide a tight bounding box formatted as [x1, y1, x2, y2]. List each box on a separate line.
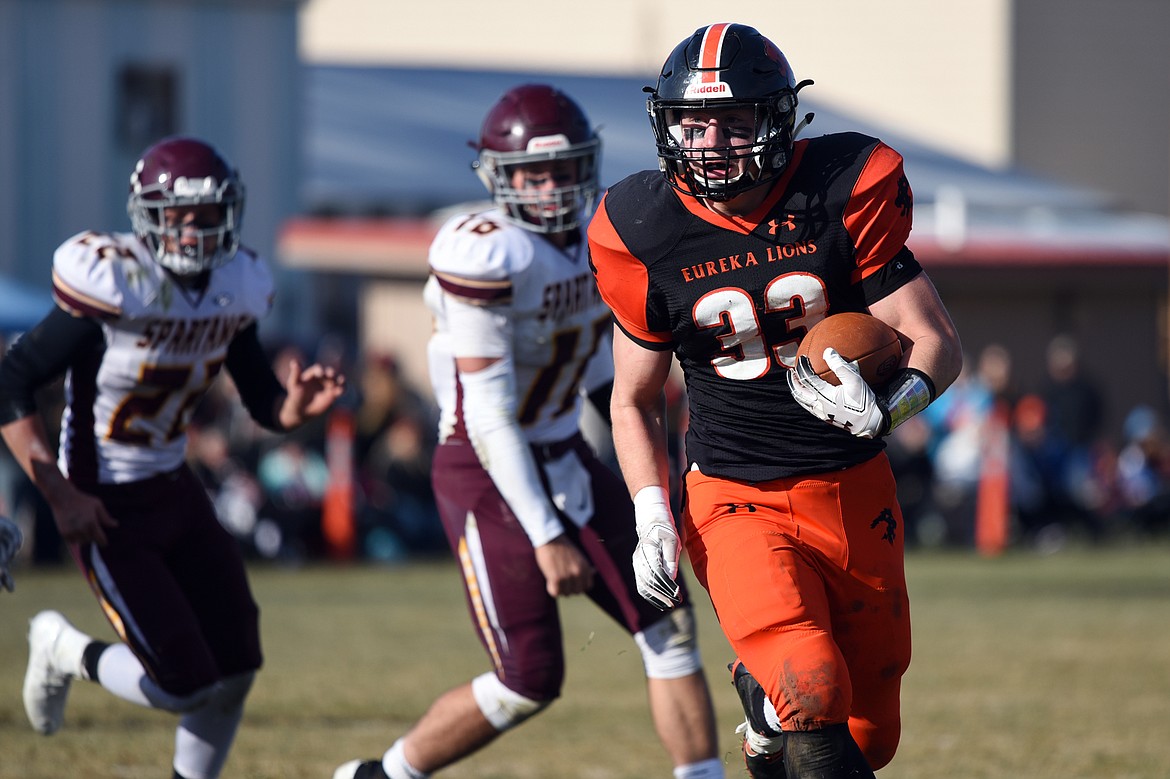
[424, 208, 614, 446]
[51, 230, 273, 485]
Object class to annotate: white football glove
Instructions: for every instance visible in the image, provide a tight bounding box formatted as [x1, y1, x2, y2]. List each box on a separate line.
[788, 348, 890, 439]
[0, 516, 24, 593]
[632, 486, 682, 610]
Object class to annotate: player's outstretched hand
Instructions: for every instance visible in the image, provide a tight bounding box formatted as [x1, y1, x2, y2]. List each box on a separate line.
[788, 348, 889, 439]
[0, 516, 24, 592]
[632, 486, 682, 610]
[278, 358, 347, 430]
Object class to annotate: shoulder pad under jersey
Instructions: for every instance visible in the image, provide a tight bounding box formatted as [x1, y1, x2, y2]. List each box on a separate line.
[51, 231, 146, 319]
[218, 244, 276, 319]
[428, 210, 535, 306]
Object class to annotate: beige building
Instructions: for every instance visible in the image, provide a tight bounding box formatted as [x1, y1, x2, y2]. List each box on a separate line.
[300, 0, 1169, 216]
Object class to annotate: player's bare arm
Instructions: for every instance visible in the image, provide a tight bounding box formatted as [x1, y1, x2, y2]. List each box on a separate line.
[609, 329, 675, 496]
[0, 306, 118, 545]
[868, 272, 962, 396]
[0, 417, 119, 547]
[610, 330, 684, 610]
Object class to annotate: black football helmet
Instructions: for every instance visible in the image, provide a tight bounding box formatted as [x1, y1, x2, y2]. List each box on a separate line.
[472, 84, 600, 233]
[127, 136, 245, 275]
[646, 23, 813, 200]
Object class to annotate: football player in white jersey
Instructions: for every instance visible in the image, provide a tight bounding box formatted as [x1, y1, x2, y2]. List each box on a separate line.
[333, 85, 724, 779]
[0, 136, 344, 779]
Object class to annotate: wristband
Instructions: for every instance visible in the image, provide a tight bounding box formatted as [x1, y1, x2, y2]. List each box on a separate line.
[882, 368, 936, 432]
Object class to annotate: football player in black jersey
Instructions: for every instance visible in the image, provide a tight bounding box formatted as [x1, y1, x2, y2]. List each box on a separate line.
[588, 22, 962, 779]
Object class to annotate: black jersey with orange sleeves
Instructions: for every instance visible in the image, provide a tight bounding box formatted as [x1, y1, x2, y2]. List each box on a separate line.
[588, 131, 923, 482]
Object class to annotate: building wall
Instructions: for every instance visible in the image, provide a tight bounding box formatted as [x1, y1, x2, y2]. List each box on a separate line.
[299, 0, 1014, 170]
[0, 0, 307, 331]
[1013, 0, 1170, 215]
[300, 0, 1168, 215]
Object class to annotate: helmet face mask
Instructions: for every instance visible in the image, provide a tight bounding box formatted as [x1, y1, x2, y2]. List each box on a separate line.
[473, 84, 600, 234]
[647, 23, 805, 201]
[127, 137, 245, 275]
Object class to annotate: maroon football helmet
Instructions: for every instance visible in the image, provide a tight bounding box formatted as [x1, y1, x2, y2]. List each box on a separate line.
[647, 23, 813, 200]
[127, 136, 245, 274]
[472, 84, 600, 233]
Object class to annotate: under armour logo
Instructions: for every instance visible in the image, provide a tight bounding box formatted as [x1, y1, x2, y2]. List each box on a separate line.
[871, 508, 898, 545]
[826, 414, 854, 432]
[767, 214, 797, 234]
[727, 503, 757, 514]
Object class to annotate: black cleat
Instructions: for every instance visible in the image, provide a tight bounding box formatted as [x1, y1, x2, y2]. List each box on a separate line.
[730, 660, 783, 739]
[741, 740, 787, 779]
[332, 760, 390, 779]
[730, 660, 787, 779]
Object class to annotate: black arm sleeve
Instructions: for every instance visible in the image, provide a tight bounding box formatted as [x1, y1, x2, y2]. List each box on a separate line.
[224, 322, 286, 431]
[0, 307, 103, 426]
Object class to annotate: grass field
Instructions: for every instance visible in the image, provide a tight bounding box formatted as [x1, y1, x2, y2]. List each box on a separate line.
[2, 543, 1169, 778]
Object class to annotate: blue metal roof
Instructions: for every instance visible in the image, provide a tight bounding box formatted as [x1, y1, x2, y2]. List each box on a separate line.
[302, 65, 1168, 257]
[304, 65, 1108, 213]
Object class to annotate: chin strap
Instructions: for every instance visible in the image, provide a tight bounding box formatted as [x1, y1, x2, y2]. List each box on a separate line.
[793, 78, 816, 139]
[794, 112, 815, 138]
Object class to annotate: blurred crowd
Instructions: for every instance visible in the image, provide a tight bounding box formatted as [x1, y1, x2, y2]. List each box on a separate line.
[3, 330, 1169, 566]
[183, 338, 446, 564]
[887, 334, 1170, 552]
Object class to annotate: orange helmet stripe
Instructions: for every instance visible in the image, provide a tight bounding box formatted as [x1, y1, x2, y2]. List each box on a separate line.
[698, 22, 731, 80]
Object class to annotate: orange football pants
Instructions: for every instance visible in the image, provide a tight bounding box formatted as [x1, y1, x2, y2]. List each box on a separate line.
[683, 452, 910, 770]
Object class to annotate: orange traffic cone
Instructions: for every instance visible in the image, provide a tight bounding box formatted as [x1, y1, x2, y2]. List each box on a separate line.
[321, 407, 356, 560]
[975, 402, 1011, 557]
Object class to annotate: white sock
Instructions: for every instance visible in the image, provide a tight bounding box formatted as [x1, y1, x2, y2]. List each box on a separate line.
[382, 738, 428, 779]
[94, 644, 154, 706]
[95, 644, 217, 712]
[673, 757, 726, 779]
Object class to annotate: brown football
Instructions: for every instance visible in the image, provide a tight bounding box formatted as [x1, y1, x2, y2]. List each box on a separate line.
[796, 312, 903, 388]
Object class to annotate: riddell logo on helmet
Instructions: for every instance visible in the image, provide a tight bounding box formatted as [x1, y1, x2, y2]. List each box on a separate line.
[684, 82, 733, 98]
[527, 134, 571, 152]
[173, 176, 217, 197]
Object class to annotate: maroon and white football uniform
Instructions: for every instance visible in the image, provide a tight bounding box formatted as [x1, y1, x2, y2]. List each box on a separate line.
[425, 208, 682, 698]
